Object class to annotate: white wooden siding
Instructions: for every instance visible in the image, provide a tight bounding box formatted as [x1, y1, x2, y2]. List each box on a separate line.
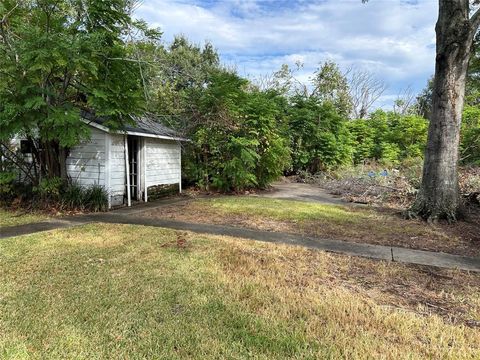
[109, 133, 126, 206]
[66, 128, 106, 186]
[145, 138, 181, 187]
[67, 127, 181, 207]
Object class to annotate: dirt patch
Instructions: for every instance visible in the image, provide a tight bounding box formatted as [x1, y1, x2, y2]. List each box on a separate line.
[160, 232, 191, 250]
[140, 200, 294, 232]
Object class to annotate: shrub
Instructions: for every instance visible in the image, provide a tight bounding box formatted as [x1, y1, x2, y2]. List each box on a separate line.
[0, 171, 17, 200]
[379, 142, 401, 166]
[34, 177, 64, 201]
[61, 183, 108, 212]
[349, 111, 428, 165]
[186, 71, 290, 191]
[83, 185, 108, 212]
[288, 97, 353, 173]
[62, 183, 86, 210]
[461, 105, 480, 165]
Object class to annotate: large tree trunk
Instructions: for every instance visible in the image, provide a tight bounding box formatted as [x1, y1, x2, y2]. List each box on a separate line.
[410, 0, 475, 222]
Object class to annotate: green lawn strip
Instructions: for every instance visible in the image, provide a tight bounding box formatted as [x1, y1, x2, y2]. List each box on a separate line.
[193, 197, 452, 244]
[0, 209, 50, 228]
[0, 223, 478, 359]
[201, 196, 368, 223]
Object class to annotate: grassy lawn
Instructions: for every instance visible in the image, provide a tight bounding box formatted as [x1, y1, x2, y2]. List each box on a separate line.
[1, 223, 479, 359]
[140, 197, 480, 256]
[0, 209, 49, 228]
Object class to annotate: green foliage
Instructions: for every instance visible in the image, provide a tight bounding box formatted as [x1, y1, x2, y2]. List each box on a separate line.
[63, 183, 108, 211]
[288, 96, 353, 173]
[0, 171, 17, 199]
[185, 70, 290, 191]
[379, 142, 401, 166]
[348, 119, 375, 163]
[0, 0, 155, 179]
[312, 61, 352, 117]
[148, 35, 220, 119]
[461, 105, 480, 165]
[33, 177, 64, 200]
[62, 182, 86, 210]
[83, 185, 109, 212]
[349, 110, 428, 165]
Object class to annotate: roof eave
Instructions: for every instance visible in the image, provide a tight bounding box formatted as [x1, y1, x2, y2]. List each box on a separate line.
[81, 118, 189, 142]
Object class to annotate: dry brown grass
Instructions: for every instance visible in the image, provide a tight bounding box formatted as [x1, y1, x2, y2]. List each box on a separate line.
[212, 236, 480, 358]
[1, 223, 479, 359]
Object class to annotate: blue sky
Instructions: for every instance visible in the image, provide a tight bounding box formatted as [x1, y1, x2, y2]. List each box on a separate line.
[136, 0, 438, 108]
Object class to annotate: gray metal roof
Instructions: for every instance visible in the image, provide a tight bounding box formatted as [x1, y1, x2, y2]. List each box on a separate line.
[81, 111, 184, 139]
[127, 115, 180, 138]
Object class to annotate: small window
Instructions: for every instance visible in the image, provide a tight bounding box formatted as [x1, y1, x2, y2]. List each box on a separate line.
[20, 140, 33, 154]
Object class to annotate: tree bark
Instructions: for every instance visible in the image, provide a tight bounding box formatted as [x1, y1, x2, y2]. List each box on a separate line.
[39, 140, 68, 181]
[410, 0, 476, 222]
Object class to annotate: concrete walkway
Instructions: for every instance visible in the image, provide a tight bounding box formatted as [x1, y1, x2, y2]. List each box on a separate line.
[255, 181, 346, 205]
[2, 211, 480, 272]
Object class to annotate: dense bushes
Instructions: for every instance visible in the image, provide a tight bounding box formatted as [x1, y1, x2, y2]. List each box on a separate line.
[348, 111, 428, 165]
[461, 105, 480, 165]
[288, 96, 353, 173]
[145, 38, 478, 193]
[184, 71, 290, 191]
[0, 174, 108, 212]
[182, 83, 432, 191]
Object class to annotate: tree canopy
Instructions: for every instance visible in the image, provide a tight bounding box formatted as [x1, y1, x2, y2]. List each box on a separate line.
[1, 1, 479, 202]
[0, 0, 158, 179]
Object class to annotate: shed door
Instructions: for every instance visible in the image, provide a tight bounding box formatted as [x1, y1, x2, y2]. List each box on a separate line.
[127, 136, 140, 201]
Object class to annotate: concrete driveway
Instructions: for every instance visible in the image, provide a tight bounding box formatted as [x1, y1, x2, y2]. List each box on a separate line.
[254, 181, 346, 205]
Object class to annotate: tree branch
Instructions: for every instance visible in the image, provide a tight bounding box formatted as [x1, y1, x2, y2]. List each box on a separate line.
[0, 142, 36, 183]
[471, 7, 480, 31]
[0, 2, 19, 25]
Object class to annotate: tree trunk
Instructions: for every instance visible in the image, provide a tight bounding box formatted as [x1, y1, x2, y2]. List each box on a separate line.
[40, 140, 68, 181]
[59, 147, 68, 180]
[410, 0, 475, 222]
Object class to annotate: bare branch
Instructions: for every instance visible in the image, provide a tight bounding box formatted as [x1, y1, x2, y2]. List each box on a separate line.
[471, 3, 480, 30]
[393, 86, 416, 115]
[347, 68, 387, 118]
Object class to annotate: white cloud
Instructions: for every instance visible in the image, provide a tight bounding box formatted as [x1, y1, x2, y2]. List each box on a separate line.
[136, 0, 438, 108]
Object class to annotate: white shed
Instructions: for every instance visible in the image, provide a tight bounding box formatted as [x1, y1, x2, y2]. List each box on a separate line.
[67, 114, 186, 208]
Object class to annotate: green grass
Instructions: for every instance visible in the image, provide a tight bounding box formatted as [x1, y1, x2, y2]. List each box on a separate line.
[200, 196, 368, 223]
[0, 209, 49, 228]
[1, 223, 479, 359]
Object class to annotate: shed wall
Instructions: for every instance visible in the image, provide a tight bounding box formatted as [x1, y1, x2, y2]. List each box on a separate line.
[145, 138, 181, 188]
[108, 134, 126, 207]
[67, 129, 181, 208]
[66, 127, 106, 186]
